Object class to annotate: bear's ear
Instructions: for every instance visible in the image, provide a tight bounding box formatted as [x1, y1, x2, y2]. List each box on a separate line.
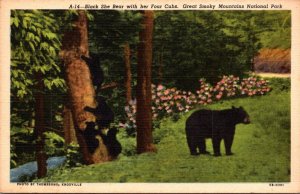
[232, 106, 236, 109]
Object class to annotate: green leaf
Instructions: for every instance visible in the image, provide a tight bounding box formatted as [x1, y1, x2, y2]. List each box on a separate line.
[44, 79, 51, 90]
[11, 18, 20, 27]
[22, 19, 28, 28]
[29, 42, 35, 52]
[49, 46, 56, 56]
[29, 25, 37, 32]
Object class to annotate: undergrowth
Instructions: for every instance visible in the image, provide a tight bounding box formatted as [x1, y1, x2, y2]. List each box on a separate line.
[37, 83, 290, 182]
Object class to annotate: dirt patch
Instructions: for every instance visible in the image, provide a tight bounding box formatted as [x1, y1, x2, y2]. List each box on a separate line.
[255, 73, 290, 78]
[254, 48, 290, 73]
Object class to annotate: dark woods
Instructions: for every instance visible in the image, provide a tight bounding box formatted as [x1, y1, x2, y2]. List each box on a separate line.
[10, 10, 290, 179]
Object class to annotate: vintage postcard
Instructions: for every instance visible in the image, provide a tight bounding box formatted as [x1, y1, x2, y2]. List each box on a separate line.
[0, 0, 299, 193]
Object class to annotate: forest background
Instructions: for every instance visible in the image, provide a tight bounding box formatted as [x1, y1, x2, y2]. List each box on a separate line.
[10, 10, 291, 182]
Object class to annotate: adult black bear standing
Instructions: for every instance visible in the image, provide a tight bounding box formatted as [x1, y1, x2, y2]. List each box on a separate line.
[185, 106, 250, 156]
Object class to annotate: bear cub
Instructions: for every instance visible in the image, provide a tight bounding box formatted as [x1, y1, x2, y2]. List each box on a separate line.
[83, 123, 122, 157]
[81, 53, 104, 94]
[185, 106, 250, 156]
[83, 122, 100, 153]
[83, 96, 121, 157]
[84, 96, 114, 129]
[101, 127, 122, 158]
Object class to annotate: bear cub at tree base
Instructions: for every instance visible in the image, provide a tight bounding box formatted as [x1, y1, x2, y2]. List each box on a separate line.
[83, 96, 121, 157]
[101, 127, 122, 158]
[83, 122, 99, 153]
[185, 106, 250, 156]
[83, 122, 122, 157]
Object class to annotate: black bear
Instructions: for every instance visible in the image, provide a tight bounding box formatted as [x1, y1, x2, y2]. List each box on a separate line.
[101, 127, 122, 158]
[84, 96, 114, 129]
[185, 106, 250, 156]
[83, 122, 99, 153]
[81, 53, 104, 94]
[83, 123, 122, 158]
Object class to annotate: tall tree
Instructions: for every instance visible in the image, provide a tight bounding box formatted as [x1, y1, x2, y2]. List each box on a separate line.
[34, 72, 47, 178]
[11, 10, 62, 177]
[136, 11, 157, 154]
[60, 11, 111, 164]
[124, 42, 132, 105]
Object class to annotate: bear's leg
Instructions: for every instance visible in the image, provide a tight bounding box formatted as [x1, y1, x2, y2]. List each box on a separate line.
[224, 134, 234, 155]
[187, 135, 199, 155]
[83, 129, 99, 153]
[212, 137, 222, 156]
[198, 138, 210, 154]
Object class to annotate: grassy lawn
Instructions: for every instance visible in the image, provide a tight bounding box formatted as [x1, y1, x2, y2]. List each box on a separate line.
[40, 89, 290, 183]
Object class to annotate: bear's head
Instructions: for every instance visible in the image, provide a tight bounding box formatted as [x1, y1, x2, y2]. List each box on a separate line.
[232, 106, 250, 124]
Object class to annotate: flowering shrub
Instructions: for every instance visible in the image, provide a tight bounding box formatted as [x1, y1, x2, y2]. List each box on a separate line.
[122, 75, 271, 136]
[122, 99, 137, 136]
[212, 75, 240, 100]
[240, 77, 271, 96]
[152, 84, 195, 119]
[200, 75, 271, 100]
[196, 78, 213, 104]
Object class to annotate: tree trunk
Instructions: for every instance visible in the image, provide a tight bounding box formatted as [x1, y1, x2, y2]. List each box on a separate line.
[124, 42, 132, 105]
[34, 73, 47, 178]
[63, 105, 77, 144]
[136, 11, 157, 154]
[60, 10, 111, 164]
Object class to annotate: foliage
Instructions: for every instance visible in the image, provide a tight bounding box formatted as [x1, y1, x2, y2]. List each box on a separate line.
[37, 88, 290, 182]
[196, 79, 213, 104]
[10, 10, 291, 173]
[123, 75, 271, 136]
[11, 10, 66, 136]
[256, 11, 291, 49]
[11, 10, 63, 98]
[88, 10, 141, 86]
[65, 143, 84, 168]
[267, 77, 290, 92]
[85, 10, 143, 125]
[118, 134, 137, 156]
[10, 126, 65, 167]
[213, 75, 271, 99]
[153, 11, 257, 90]
[44, 132, 65, 156]
[10, 144, 18, 168]
[10, 127, 35, 167]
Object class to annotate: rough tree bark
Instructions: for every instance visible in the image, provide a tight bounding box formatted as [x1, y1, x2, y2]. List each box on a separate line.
[34, 73, 47, 178]
[60, 11, 111, 164]
[136, 11, 157, 154]
[63, 105, 77, 144]
[124, 42, 132, 105]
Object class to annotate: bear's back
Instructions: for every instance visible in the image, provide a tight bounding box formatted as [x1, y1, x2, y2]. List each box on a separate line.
[186, 109, 235, 136]
[186, 109, 213, 125]
[186, 109, 213, 135]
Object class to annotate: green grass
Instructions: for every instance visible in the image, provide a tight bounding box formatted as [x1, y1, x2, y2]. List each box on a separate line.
[39, 90, 290, 183]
